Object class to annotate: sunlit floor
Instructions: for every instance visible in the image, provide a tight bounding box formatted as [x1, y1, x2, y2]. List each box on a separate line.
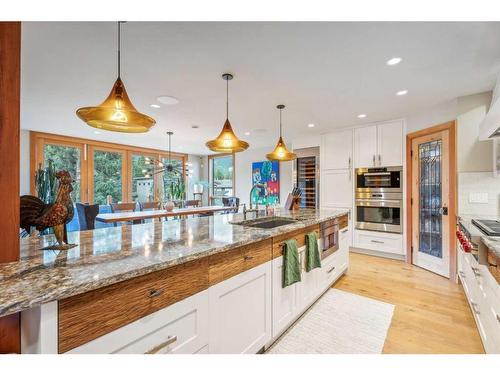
[334, 252, 484, 354]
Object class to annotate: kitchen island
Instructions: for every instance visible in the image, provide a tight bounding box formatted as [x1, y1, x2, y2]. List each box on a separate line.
[0, 208, 349, 354]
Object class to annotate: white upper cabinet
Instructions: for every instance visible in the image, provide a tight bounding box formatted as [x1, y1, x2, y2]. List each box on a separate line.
[354, 120, 403, 168]
[320, 169, 352, 208]
[321, 129, 353, 170]
[354, 125, 378, 168]
[377, 121, 403, 167]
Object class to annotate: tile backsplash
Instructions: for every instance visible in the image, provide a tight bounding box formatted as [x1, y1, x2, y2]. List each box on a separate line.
[458, 172, 500, 216]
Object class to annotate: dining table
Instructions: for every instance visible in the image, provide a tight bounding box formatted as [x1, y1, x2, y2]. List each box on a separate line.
[95, 205, 230, 224]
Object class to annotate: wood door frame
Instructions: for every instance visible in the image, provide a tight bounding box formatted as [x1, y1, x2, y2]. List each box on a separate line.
[406, 121, 457, 281]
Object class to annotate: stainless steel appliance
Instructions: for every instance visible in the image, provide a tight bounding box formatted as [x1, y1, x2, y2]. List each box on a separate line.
[355, 191, 403, 233]
[320, 218, 339, 260]
[471, 219, 500, 236]
[355, 166, 402, 193]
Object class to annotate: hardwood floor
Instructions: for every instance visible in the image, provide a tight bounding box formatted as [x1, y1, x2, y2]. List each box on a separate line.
[334, 252, 484, 354]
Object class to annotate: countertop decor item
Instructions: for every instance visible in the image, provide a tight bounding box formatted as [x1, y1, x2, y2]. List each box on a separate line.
[206, 73, 249, 153]
[20, 170, 77, 250]
[266, 104, 297, 161]
[76, 21, 155, 133]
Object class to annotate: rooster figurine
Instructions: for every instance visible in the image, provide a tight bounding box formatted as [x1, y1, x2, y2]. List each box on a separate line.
[20, 170, 77, 250]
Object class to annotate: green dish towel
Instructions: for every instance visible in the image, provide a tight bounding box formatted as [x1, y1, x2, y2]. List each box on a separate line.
[282, 239, 301, 288]
[306, 231, 321, 272]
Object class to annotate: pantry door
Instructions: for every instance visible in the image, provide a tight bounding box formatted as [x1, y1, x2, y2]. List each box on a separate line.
[408, 122, 456, 279]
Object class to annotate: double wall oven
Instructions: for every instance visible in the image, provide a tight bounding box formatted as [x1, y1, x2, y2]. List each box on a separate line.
[355, 167, 403, 234]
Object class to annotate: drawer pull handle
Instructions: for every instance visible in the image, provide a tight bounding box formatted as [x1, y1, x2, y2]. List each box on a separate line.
[471, 302, 480, 315]
[340, 228, 348, 233]
[471, 267, 480, 277]
[497, 314, 500, 324]
[149, 289, 163, 298]
[459, 271, 466, 278]
[327, 266, 336, 274]
[244, 255, 254, 261]
[146, 335, 178, 354]
[370, 240, 384, 244]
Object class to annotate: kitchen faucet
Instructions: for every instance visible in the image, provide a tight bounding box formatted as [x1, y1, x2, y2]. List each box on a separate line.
[243, 183, 266, 219]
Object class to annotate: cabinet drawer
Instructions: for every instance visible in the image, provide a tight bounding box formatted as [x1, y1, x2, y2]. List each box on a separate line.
[354, 229, 403, 255]
[68, 290, 209, 354]
[58, 258, 209, 353]
[209, 239, 272, 286]
[322, 249, 348, 287]
[272, 225, 320, 259]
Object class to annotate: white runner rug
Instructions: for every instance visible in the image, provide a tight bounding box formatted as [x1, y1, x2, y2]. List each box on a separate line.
[267, 288, 395, 354]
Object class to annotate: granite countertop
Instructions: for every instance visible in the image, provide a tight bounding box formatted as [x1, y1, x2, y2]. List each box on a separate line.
[0, 208, 348, 318]
[481, 236, 500, 258]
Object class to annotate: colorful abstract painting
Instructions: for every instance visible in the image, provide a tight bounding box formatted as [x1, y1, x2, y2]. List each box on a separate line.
[251, 160, 280, 205]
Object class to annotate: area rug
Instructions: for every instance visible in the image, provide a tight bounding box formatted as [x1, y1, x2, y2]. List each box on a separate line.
[266, 288, 395, 354]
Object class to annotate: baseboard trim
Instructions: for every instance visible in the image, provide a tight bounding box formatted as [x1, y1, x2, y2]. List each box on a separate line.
[349, 247, 405, 261]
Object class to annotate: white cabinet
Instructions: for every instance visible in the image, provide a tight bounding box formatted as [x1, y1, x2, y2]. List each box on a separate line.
[458, 248, 500, 353]
[320, 169, 352, 208]
[321, 129, 353, 170]
[353, 229, 404, 255]
[271, 229, 350, 340]
[209, 262, 272, 354]
[354, 125, 378, 168]
[377, 121, 403, 167]
[66, 291, 209, 354]
[354, 120, 403, 168]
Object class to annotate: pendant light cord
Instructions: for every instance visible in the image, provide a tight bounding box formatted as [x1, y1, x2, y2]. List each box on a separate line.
[168, 133, 171, 162]
[226, 77, 229, 119]
[279, 107, 283, 137]
[117, 21, 121, 78]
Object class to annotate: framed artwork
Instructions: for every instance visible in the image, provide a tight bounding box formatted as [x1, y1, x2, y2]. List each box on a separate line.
[251, 160, 280, 205]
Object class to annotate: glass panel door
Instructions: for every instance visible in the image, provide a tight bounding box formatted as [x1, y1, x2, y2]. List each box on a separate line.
[161, 157, 184, 202]
[210, 155, 234, 205]
[296, 156, 317, 208]
[131, 153, 156, 203]
[418, 140, 442, 258]
[411, 130, 450, 278]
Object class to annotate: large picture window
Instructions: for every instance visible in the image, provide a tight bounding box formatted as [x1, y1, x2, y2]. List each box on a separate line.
[31, 132, 186, 205]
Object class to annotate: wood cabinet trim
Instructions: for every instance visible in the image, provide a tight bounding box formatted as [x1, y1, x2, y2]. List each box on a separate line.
[58, 258, 209, 353]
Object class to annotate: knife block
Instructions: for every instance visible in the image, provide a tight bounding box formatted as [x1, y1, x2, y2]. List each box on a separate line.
[284, 193, 301, 211]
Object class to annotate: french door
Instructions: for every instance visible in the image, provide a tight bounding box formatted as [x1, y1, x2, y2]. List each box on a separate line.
[410, 128, 452, 278]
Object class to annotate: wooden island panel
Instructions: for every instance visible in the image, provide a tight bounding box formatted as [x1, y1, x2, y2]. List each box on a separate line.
[58, 257, 209, 353]
[272, 225, 320, 259]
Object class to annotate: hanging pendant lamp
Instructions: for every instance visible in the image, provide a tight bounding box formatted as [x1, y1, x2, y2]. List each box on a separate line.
[266, 104, 297, 161]
[206, 73, 249, 153]
[76, 22, 156, 133]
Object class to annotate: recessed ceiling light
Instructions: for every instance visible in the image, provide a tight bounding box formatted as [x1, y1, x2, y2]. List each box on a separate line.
[94, 131, 101, 134]
[357, 114, 367, 119]
[307, 123, 315, 128]
[150, 104, 160, 108]
[244, 131, 250, 136]
[396, 90, 408, 96]
[386, 57, 402, 66]
[157, 96, 180, 105]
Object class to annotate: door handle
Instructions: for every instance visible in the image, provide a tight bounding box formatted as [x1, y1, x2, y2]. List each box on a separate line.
[439, 207, 448, 216]
[378, 154, 381, 166]
[348, 157, 352, 180]
[373, 155, 375, 166]
[471, 302, 480, 315]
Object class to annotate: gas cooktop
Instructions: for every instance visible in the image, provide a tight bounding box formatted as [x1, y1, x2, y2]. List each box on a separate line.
[471, 219, 500, 236]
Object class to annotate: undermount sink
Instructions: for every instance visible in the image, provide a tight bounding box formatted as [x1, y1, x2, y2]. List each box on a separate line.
[232, 217, 299, 229]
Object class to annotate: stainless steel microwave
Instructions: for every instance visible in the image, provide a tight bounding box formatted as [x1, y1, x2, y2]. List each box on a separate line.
[355, 166, 402, 194]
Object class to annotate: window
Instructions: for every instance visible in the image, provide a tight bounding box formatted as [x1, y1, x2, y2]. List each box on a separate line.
[131, 154, 156, 203]
[43, 143, 82, 202]
[209, 154, 234, 205]
[91, 148, 123, 204]
[31, 132, 187, 205]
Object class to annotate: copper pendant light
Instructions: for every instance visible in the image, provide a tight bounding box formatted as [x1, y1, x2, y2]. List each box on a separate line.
[206, 73, 249, 153]
[266, 104, 297, 161]
[76, 22, 156, 133]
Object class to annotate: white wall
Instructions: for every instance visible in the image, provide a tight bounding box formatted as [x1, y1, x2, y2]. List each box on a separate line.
[405, 99, 458, 134]
[20, 129, 30, 195]
[234, 147, 293, 207]
[457, 91, 493, 173]
[458, 172, 500, 217]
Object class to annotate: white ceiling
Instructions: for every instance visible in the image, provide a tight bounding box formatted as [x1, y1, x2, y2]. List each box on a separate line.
[21, 22, 500, 155]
